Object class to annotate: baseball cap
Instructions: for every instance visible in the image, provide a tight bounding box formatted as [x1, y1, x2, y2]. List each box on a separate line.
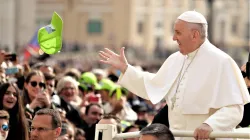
[79, 72, 101, 90]
[109, 85, 128, 100]
[99, 78, 115, 92]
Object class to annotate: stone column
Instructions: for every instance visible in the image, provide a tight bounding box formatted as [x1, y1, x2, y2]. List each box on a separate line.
[16, 0, 36, 48]
[0, 0, 16, 52]
[144, 0, 155, 55]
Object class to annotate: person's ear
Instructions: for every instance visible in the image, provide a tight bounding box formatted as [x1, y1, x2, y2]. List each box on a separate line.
[55, 127, 62, 137]
[24, 82, 28, 89]
[193, 30, 200, 40]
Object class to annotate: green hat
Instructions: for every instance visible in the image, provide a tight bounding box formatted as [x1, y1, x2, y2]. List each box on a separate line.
[38, 12, 63, 54]
[99, 79, 115, 92]
[78, 83, 87, 91]
[79, 72, 101, 90]
[109, 85, 128, 100]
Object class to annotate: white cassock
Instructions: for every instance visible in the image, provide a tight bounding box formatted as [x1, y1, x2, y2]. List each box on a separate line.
[118, 39, 250, 140]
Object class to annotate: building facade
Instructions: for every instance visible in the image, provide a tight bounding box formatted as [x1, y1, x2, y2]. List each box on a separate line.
[0, 0, 249, 56]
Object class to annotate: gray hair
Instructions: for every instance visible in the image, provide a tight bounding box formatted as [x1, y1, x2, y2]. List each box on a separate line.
[187, 23, 208, 39]
[140, 123, 174, 140]
[35, 108, 62, 128]
[56, 76, 79, 94]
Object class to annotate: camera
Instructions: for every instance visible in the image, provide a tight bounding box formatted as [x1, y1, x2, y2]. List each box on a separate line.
[5, 67, 18, 75]
[5, 54, 17, 61]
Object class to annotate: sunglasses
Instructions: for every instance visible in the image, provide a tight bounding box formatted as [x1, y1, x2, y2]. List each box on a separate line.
[1, 124, 9, 131]
[30, 81, 46, 89]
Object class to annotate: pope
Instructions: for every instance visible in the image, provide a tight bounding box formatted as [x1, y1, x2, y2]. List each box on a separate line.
[99, 11, 250, 140]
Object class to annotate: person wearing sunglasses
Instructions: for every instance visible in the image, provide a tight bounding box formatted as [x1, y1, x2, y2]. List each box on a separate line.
[0, 83, 29, 140]
[0, 110, 10, 140]
[22, 70, 51, 119]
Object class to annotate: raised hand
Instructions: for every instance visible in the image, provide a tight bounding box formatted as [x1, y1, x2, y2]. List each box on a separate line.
[0, 50, 6, 64]
[36, 90, 51, 108]
[241, 64, 250, 87]
[99, 47, 128, 73]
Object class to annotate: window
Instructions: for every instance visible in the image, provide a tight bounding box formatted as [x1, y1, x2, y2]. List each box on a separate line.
[246, 22, 250, 40]
[220, 20, 225, 45]
[231, 16, 239, 34]
[137, 21, 144, 34]
[156, 22, 163, 28]
[87, 20, 102, 34]
[156, 37, 163, 47]
[171, 21, 175, 34]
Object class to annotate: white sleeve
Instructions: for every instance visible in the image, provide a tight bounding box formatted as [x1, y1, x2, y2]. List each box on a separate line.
[204, 105, 243, 131]
[118, 64, 155, 100]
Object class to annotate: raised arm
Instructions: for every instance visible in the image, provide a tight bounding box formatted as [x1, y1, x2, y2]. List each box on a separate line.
[99, 47, 128, 74]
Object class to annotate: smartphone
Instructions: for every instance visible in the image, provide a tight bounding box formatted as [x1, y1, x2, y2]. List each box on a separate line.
[5, 67, 19, 75]
[89, 96, 99, 102]
[5, 54, 17, 61]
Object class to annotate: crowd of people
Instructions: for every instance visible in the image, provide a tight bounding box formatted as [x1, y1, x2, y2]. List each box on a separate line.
[0, 47, 166, 140]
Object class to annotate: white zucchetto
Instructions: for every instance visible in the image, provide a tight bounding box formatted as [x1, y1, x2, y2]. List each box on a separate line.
[177, 11, 207, 24]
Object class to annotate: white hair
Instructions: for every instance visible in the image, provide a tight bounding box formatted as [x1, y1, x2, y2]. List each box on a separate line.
[56, 76, 79, 94]
[188, 23, 208, 39]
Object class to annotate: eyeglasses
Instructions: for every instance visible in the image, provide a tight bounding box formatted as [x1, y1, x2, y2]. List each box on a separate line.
[29, 126, 55, 132]
[1, 124, 9, 131]
[61, 87, 75, 91]
[5, 91, 17, 97]
[30, 81, 46, 89]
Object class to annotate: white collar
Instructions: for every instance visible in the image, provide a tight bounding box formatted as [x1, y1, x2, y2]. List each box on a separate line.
[187, 39, 207, 59]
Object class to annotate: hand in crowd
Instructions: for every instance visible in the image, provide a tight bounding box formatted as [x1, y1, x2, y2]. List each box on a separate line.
[38, 90, 51, 107]
[30, 90, 51, 109]
[194, 123, 213, 140]
[99, 47, 128, 73]
[0, 50, 16, 64]
[111, 100, 123, 114]
[241, 64, 250, 87]
[22, 62, 31, 76]
[0, 50, 5, 64]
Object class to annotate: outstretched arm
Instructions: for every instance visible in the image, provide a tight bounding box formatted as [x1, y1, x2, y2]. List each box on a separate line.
[99, 47, 128, 74]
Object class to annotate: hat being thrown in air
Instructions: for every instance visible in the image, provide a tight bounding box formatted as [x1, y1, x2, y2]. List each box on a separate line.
[177, 11, 207, 24]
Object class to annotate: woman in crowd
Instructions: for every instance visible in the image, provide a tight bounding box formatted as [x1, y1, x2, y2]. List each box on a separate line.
[58, 119, 76, 140]
[55, 76, 83, 128]
[74, 128, 86, 140]
[22, 70, 51, 118]
[0, 82, 29, 140]
[56, 76, 82, 108]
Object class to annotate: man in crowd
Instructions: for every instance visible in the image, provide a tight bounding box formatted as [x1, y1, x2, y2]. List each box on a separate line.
[139, 123, 174, 140]
[80, 103, 103, 140]
[0, 110, 10, 140]
[99, 10, 250, 140]
[30, 108, 62, 140]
